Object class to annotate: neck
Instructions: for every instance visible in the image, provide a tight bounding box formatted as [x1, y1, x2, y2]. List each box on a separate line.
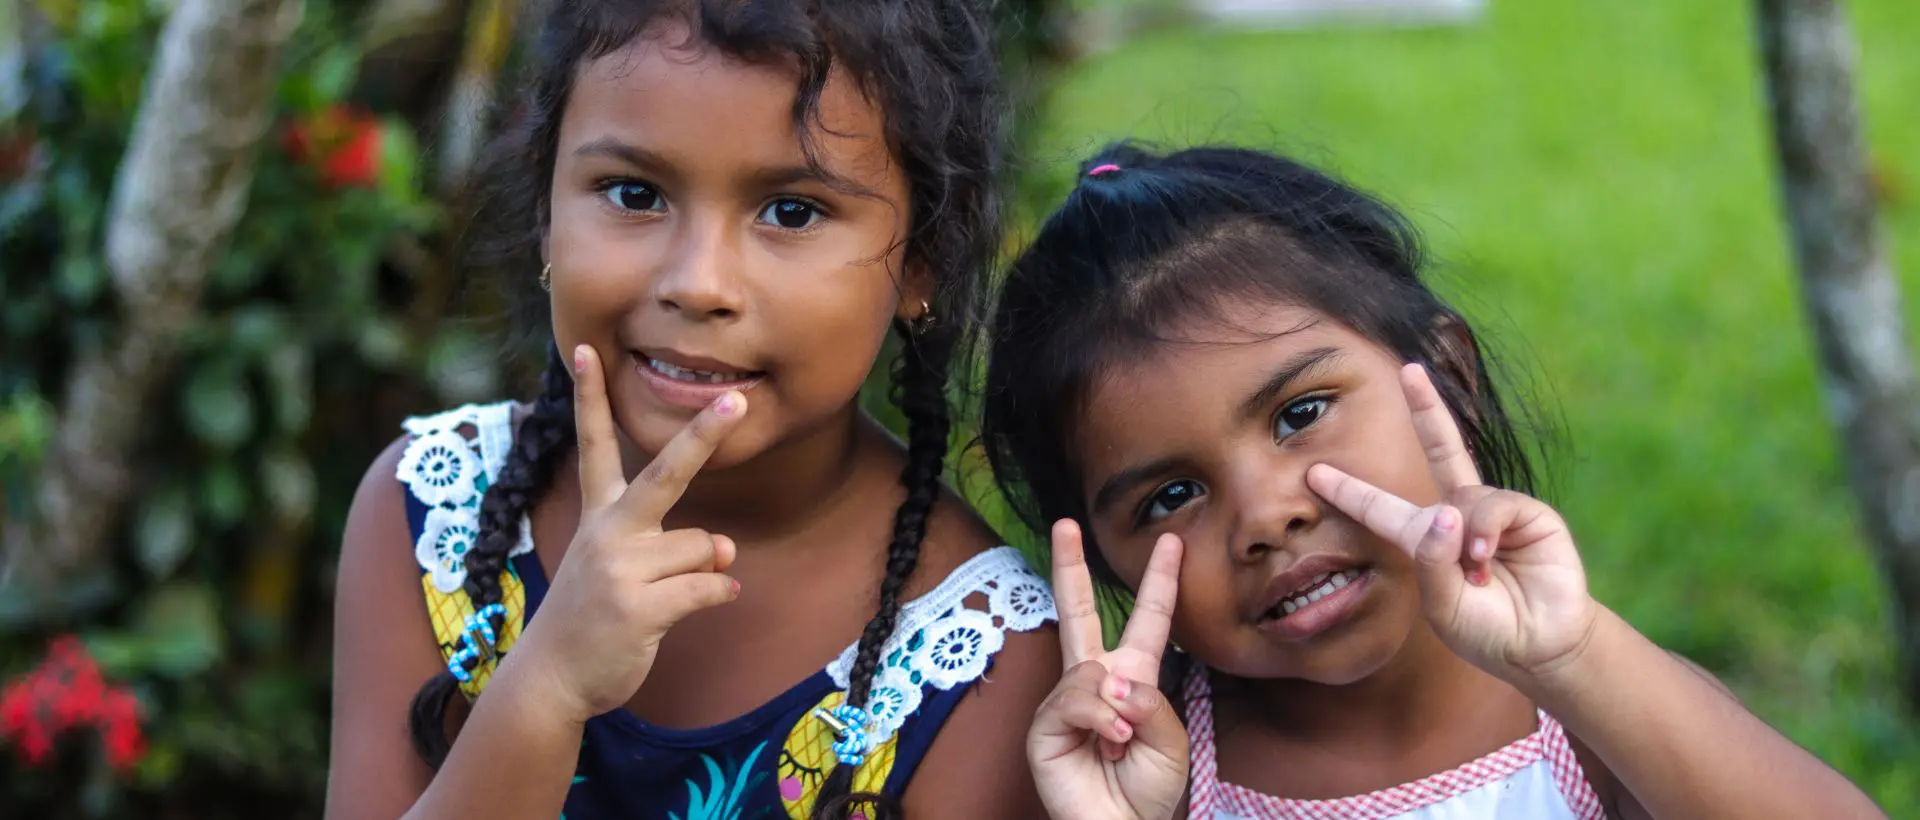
[618, 403, 901, 543]
[1210, 622, 1526, 746]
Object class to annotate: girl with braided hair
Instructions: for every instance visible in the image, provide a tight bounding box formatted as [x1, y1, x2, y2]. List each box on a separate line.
[324, 3, 1060, 818]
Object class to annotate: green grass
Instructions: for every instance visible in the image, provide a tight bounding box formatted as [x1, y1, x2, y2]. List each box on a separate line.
[999, 0, 1920, 811]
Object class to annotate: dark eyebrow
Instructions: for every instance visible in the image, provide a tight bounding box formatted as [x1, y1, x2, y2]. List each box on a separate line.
[1088, 346, 1343, 517]
[573, 137, 667, 170]
[1238, 347, 1342, 422]
[572, 136, 880, 199]
[1090, 456, 1183, 518]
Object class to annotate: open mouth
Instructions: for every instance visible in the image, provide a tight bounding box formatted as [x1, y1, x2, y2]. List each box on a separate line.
[1261, 568, 1364, 621]
[644, 357, 763, 385]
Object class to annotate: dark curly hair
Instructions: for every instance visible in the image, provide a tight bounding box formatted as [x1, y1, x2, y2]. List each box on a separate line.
[406, 3, 1009, 818]
[981, 142, 1540, 584]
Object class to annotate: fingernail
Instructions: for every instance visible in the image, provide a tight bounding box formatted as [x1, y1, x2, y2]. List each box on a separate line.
[1469, 569, 1490, 586]
[1112, 718, 1132, 741]
[1109, 676, 1130, 701]
[1432, 507, 1458, 533]
[573, 346, 588, 374]
[714, 392, 740, 416]
[730, 579, 742, 597]
[1471, 538, 1489, 560]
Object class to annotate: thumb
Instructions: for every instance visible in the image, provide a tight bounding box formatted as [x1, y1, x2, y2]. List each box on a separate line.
[1102, 675, 1188, 761]
[1412, 505, 1468, 622]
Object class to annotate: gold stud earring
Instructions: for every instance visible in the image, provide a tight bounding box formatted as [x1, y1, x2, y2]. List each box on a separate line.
[911, 299, 935, 334]
[539, 263, 552, 292]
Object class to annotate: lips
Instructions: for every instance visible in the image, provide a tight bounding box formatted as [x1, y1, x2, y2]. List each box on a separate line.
[630, 348, 764, 411]
[636, 348, 763, 382]
[1251, 553, 1369, 624]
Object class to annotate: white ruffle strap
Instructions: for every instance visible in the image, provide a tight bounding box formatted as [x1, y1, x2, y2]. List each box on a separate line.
[397, 402, 534, 593]
[826, 547, 1057, 745]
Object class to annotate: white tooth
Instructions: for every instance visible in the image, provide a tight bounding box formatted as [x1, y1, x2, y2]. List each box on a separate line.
[1312, 572, 1329, 585]
[1308, 587, 1325, 602]
[1282, 600, 1298, 614]
[1331, 574, 1349, 589]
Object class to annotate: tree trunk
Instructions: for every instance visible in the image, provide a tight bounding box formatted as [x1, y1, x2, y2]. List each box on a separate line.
[1755, 0, 1920, 708]
[0, 0, 303, 597]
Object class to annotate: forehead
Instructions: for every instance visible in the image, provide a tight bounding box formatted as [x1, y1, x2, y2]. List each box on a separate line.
[1071, 302, 1386, 490]
[563, 22, 899, 189]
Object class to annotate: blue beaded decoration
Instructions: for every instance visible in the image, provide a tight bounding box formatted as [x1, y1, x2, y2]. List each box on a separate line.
[813, 703, 871, 767]
[446, 603, 508, 682]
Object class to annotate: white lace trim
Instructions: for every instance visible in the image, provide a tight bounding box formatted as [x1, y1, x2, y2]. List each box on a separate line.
[398, 402, 534, 593]
[826, 547, 1057, 746]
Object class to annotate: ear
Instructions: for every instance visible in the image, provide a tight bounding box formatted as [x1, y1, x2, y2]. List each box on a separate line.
[1427, 312, 1484, 416]
[895, 260, 936, 324]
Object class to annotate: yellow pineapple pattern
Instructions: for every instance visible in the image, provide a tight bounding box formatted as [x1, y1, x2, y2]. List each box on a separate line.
[778, 690, 900, 818]
[422, 568, 527, 699]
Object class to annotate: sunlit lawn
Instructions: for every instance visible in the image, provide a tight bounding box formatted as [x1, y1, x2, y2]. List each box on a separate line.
[988, 0, 1920, 811]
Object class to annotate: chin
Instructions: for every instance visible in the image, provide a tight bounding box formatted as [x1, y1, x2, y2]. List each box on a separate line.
[1209, 617, 1413, 685]
[620, 411, 763, 470]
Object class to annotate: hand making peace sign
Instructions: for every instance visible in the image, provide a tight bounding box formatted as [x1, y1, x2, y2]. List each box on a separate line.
[1027, 521, 1190, 820]
[507, 344, 748, 724]
[1305, 363, 1600, 686]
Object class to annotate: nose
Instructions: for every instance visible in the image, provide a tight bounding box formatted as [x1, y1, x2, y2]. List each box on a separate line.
[651, 215, 746, 320]
[1228, 464, 1320, 564]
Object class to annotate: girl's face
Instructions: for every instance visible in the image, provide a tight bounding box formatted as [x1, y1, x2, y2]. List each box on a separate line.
[1073, 301, 1445, 683]
[547, 23, 920, 465]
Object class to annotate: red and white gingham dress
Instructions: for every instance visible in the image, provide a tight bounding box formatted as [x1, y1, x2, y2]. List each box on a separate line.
[1184, 665, 1608, 820]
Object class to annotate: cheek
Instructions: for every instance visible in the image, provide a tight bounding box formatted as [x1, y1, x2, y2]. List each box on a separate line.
[758, 251, 902, 384]
[1349, 401, 1446, 507]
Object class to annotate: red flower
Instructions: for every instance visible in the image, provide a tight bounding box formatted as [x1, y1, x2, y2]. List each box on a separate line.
[0, 635, 147, 773]
[283, 105, 384, 189]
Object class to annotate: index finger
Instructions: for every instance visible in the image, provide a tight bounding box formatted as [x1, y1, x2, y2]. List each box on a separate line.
[616, 391, 748, 526]
[1401, 363, 1482, 492]
[1116, 533, 1182, 664]
[1050, 519, 1105, 667]
[572, 345, 627, 511]
[1305, 463, 1435, 556]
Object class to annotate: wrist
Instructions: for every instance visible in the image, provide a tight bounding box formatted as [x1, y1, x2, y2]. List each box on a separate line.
[1511, 601, 1619, 705]
[491, 645, 595, 728]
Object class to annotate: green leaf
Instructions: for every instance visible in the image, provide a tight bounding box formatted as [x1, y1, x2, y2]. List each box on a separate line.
[0, 389, 54, 461]
[182, 364, 254, 448]
[53, 249, 105, 303]
[259, 447, 315, 526]
[356, 317, 407, 368]
[378, 117, 420, 203]
[135, 483, 195, 580]
[129, 582, 224, 678]
[202, 459, 248, 528]
[309, 46, 360, 106]
[265, 342, 312, 434]
[229, 306, 290, 358]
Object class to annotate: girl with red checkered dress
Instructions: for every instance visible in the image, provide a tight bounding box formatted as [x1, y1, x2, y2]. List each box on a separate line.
[980, 143, 1885, 820]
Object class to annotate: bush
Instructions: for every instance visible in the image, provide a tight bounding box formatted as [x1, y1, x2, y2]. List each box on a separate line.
[0, 1, 477, 814]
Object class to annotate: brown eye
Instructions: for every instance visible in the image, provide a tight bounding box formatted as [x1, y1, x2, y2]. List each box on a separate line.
[1275, 397, 1329, 439]
[603, 181, 664, 212]
[1138, 479, 1205, 525]
[757, 198, 823, 230]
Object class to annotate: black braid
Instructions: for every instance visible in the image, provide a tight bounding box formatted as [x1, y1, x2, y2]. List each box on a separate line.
[408, 343, 578, 767]
[811, 322, 954, 820]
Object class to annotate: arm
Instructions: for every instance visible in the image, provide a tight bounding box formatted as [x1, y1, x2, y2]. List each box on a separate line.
[323, 437, 581, 820]
[1527, 608, 1885, 820]
[902, 625, 1063, 819]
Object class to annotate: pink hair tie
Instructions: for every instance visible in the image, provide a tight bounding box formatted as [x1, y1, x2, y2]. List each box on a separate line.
[1087, 163, 1122, 177]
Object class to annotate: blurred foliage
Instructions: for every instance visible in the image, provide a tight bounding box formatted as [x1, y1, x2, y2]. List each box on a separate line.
[0, 0, 1076, 813]
[0, 0, 484, 814]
